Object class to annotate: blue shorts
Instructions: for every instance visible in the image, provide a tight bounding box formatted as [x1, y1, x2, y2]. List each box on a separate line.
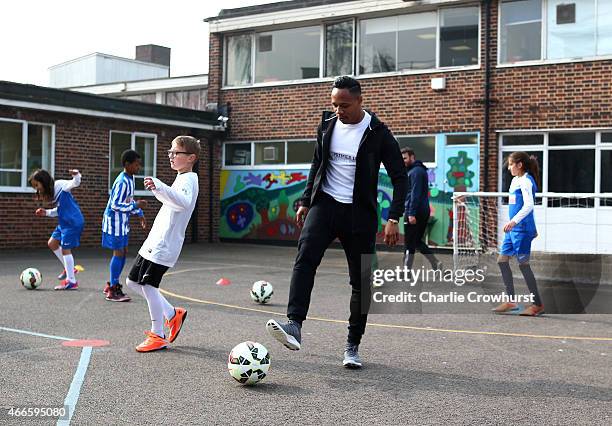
[51, 225, 83, 249]
[500, 231, 535, 263]
[102, 233, 129, 250]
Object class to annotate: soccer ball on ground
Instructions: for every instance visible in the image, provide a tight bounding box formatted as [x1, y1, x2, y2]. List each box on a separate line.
[227, 341, 270, 385]
[250, 280, 273, 304]
[20, 268, 42, 290]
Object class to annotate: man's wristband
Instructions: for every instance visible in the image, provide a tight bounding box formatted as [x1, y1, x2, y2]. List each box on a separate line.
[387, 218, 399, 224]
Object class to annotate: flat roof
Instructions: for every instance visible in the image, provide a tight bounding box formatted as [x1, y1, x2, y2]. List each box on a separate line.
[205, 0, 353, 21]
[0, 80, 223, 131]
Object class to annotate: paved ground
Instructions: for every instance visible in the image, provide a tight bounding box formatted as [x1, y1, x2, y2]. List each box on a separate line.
[1, 243, 611, 425]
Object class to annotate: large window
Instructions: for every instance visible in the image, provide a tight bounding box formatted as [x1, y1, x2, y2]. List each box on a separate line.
[500, 0, 542, 63]
[326, 20, 354, 77]
[166, 89, 208, 110]
[439, 7, 479, 67]
[223, 140, 315, 168]
[0, 119, 53, 191]
[255, 26, 321, 83]
[224, 6, 480, 86]
[500, 131, 612, 207]
[397, 135, 436, 164]
[109, 131, 156, 193]
[500, 0, 612, 64]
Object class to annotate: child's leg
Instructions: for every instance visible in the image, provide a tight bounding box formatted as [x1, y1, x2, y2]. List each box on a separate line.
[497, 254, 515, 296]
[48, 237, 64, 266]
[141, 284, 175, 337]
[126, 278, 145, 297]
[109, 248, 127, 286]
[62, 248, 76, 282]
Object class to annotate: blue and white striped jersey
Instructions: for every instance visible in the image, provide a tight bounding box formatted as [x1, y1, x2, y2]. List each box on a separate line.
[102, 172, 143, 237]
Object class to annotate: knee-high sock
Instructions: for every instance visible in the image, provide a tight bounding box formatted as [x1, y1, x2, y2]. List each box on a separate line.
[109, 256, 124, 286]
[119, 255, 127, 271]
[141, 285, 176, 336]
[53, 248, 64, 266]
[126, 278, 145, 298]
[519, 263, 542, 306]
[498, 261, 515, 297]
[63, 254, 76, 282]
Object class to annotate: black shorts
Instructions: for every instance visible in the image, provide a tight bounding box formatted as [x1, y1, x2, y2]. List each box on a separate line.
[128, 254, 169, 288]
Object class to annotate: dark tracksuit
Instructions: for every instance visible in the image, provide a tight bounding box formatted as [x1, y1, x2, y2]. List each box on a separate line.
[404, 160, 436, 263]
[287, 111, 407, 345]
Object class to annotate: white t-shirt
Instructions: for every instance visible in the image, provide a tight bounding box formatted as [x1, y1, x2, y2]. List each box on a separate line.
[138, 172, 199, 267]
[321, 111, 371, 203]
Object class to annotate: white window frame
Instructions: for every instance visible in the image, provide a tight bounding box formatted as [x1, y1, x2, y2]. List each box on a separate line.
[497, 0, 612, 68]
[222, 139, 315, 170]
[108, 130, 157, 196]
[0, 118, 55, 193]
[499, 130, 612, 209]
[396, 134, 438, 168]
[222, 4, 482, 90]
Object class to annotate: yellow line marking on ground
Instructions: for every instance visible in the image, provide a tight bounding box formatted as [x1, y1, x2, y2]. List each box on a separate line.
[159, 289, 612, 342]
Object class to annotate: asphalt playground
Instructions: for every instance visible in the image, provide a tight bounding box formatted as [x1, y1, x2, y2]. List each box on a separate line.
[1, 243, 611, 425]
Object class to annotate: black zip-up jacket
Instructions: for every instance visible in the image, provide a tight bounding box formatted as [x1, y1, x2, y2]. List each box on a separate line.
[405, 160, 430, 217]
[300, 111, 408, 235]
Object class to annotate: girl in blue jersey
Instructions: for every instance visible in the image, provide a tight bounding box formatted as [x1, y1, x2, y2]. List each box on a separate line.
[493, 152, 544, 316]
[30, 169, 85, 290]
[102, 150, 147, 302]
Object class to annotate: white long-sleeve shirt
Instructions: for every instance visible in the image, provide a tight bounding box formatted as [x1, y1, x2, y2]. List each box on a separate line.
[138, 172, 199, 267]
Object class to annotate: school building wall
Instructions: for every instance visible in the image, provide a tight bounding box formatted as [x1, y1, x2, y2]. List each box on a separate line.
[0, 105, 221, 249]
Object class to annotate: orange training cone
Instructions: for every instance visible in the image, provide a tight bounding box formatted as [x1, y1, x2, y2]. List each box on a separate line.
[216, 277, 231, 286]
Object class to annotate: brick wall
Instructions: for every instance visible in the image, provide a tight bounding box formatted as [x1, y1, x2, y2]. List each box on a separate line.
[209, 0, 612, 194]
[0, 106, 221, 249]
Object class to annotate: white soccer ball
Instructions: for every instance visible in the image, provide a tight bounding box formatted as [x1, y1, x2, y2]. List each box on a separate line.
[250, 280, 273, 304]
[20, 268, 42, 290]
[227, 341, 271, 385]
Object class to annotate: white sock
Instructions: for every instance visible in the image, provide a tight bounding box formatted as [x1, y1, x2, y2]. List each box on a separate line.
[141, 285, 175, 337]
[53, 248, 64, 265]
[126, 278, 145, 298]
[63, 254, 75, 282]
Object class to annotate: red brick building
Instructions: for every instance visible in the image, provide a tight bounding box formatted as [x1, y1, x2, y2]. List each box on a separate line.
[207, 0, 612, 254]
[0, 81, 224, 249]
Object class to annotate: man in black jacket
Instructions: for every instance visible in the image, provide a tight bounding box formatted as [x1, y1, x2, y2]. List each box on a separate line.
[266, 76, 407, 368]
[402, 147, 441, 273]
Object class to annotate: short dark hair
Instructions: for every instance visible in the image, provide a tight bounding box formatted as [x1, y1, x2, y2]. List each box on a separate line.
[121, 149, 141, 166]
[401, 147, 415, 156]
[332, 75, 361, 96]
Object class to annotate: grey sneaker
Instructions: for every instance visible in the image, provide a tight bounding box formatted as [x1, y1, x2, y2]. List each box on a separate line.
[343, 343, 362, 369]
[266, 319, 301, 350]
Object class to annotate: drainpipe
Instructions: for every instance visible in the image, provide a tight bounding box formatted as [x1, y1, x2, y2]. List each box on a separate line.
[483, 0, 492, 191]
[209, 137, 214, 243]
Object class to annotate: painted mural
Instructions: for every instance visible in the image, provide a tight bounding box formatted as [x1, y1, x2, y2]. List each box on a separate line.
[220, 135, 480, 246]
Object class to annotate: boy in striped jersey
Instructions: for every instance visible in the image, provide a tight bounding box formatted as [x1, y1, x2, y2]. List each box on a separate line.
[102, 149, 147, 302]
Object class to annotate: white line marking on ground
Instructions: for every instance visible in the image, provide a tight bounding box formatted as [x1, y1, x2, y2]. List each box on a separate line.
[0, 326, 75, 341]
[57, 346, 92, 426]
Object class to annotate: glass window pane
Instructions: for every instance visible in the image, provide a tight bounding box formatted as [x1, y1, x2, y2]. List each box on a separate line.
[0, 172, 21, 186]
[598, 0, 612, 55]
[548, 149, 594, 192]
[254, 142, 285, 165]
[602, 133, 612, 143]
[225, 143, 251, 166]
[502, 134, 544, 146]
[359, 16, 397, 74]
[326, 21, 353, 77]
[0, 121, 22, 170]
[287, 140, 315, 164]
[110, 132, 131, 187]
[440, 7, 479, 67]
[397, 136, 436, 163]
[549, 132, 595, 146]
[601, 150, 612, 206]
[27, 124, 52, 175]
[547, 0, 596, 59]
[501, 151, 543, 204]
[446, 134, 478, 145]
[166, 91, 183, 107]
[255, 26, 320, 83]
[500, 0, 542, 63]
[398, 12, 436, 70]
[135, 136, 155, 190]
[226, 34, 252, 86]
